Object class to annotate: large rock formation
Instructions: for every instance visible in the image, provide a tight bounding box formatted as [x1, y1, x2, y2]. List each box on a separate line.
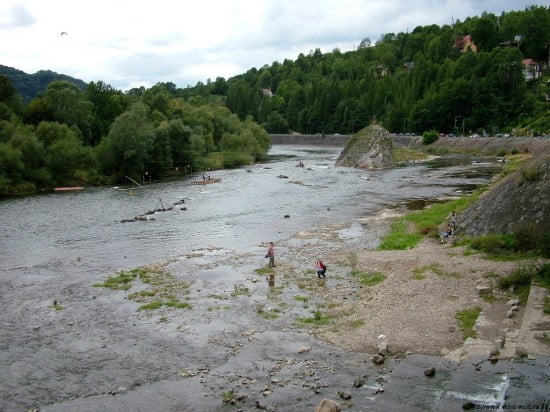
[335, 124, 394, 169]
[459, 154, 550, 235]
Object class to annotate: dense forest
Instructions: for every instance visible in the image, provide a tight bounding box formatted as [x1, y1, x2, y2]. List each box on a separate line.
[0, 6, 549, 196]
[182, 5, 549, 136]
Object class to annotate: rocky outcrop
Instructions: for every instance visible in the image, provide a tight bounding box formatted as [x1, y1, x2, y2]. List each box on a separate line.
[335, 125, 394, 170]
[458, 154, 550, 235]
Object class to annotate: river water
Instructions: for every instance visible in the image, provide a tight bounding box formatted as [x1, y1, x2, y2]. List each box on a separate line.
[0, 145, 493, 275]
[3, 145, 520, 412]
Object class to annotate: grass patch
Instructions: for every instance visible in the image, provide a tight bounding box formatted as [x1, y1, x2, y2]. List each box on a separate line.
[352, 270, 386, 286]
[456, 307, 482, 339]
[128, 290, 157, 300]
[378, 191, 482, 250]
[255, 267, 275, 275]
[207, 293, 227, 300]
[458, 225, 549, 259]
[93, 271, 138, 290]
[294, 295, 310, 305]
[231, 284, 250, 297]
[347, 319, 365, 328]
[52, 300, 63, 311]
[138, 300, 191, 311]
[255, 303, 280, 319]
[138, 301, 164, 311]
[296, 310, 331, 326]
[498, 265, 537, 304]
[207, 305, 231, 311]
[222, 389, 236, 403]
[544, 297, 550, 315]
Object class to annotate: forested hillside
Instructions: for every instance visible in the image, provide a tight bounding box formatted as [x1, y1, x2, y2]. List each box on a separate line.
[0, 65, 87, 104]
[1, 6, 549, 196]
[182, 5, 550, 136]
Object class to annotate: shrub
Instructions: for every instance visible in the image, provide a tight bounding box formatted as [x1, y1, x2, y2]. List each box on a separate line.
[422, 130, 439, 145]
[520, 163, 541, 182]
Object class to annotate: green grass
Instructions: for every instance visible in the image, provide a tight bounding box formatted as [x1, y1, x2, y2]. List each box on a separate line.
[458, 226, 549, 260]
[138, 300, 191, 311]
[498, 263, 550, 304]
[347, 319, 365, 328]
[352, 270, 386, 286]
[138, 301, 164, 311]
[52, 300, 64, 311]
[455, 307, 482, 339]
[231, 284, 250, 297]
[296, 310, 331, 326]
[544, 297, 550, 315]
[93, 271, 138, 290]
[414, 263, 461, 279]
[222, 389, 236, 403]
[255, 267, 275, 275]
[378, 192, 480, 250]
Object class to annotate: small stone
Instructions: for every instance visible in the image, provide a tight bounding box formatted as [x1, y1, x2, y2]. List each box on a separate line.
[506, 298, 520, 307]
[463, 401, 475, 410]
[284, 214, 290, 218]
[448, 326, 456, 332]
[315, 398, 341, 412]
[476, 286, 491, 296]
[378, 341, 388, 356]
[338, 391, 352, 400]
[494, 338, 505, 349]
[298, 346, 311, 353]
[507, 308, 515, 318]
[423, 367, 435, 377]
[489, 347, 499, 357]
[353, 377, 365, 388]
[371, 354, 385, 364]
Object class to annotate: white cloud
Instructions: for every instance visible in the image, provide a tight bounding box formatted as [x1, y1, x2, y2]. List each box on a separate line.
[0, 0, 547, 91]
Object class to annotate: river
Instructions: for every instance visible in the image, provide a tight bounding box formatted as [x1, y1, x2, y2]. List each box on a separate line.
[3, 144, 527, 412]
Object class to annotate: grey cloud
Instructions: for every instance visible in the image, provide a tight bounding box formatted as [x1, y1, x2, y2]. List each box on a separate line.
[0, 4, 35, 29]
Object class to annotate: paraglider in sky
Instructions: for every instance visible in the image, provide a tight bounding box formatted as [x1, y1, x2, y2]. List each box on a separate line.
[60, 31, 68, 36]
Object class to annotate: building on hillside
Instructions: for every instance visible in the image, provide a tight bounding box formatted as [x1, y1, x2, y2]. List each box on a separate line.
[403, 61, 415, 71]
[260, 88, 274, 97]
[521, 59, 543, 81]
[453, 35, 477, 53]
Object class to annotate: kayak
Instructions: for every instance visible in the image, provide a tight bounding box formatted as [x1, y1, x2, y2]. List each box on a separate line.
[53, 186, 84, 191]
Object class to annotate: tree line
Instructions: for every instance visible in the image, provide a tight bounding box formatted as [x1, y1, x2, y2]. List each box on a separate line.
[184, 5, 549, 136]
[1, 6, 548, 195]
[0, 79, 271, 195]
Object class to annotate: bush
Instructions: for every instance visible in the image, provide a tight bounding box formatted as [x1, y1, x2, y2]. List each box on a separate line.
[422, 130, 439, 145]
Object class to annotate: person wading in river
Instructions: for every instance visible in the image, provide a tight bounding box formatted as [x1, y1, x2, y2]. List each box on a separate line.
[265, 242, 275, 268]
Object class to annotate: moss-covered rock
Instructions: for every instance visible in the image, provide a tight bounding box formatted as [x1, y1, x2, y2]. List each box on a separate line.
[335, 125, 394, 170]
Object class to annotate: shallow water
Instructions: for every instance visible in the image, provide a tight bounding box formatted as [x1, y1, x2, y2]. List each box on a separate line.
[0, 145, 497, 277]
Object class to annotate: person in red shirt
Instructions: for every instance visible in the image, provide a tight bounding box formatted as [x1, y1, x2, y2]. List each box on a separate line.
[316, 259, 326, 278]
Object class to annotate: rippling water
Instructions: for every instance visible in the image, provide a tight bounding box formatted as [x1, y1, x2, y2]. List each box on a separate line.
[0, 145, 498, 276]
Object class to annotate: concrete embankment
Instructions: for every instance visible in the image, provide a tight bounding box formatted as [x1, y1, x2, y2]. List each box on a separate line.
[269, 134, 550, 154]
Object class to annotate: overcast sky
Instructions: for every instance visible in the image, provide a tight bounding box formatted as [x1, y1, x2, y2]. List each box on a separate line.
[1, 0, 548, 91]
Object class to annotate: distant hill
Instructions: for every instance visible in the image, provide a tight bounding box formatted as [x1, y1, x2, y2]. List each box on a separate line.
[0, 64, 87, 103]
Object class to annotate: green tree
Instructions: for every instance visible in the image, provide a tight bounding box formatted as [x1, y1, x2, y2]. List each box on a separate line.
[97, 103, 155, 180]
[43, 81, 94, 144]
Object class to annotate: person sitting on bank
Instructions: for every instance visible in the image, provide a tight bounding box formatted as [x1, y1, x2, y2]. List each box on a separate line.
[440, 225, 453, 244]
[316, 259, 327, 278]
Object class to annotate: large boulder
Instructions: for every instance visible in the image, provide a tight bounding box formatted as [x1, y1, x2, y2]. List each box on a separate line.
[458, 154, 550, 235]
[335, 124, 394, 169]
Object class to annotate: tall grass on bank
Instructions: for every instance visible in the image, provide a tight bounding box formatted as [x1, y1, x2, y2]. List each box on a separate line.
[378, 192, 480, 250]
[498, 263, 550, 303]
[458, 224, 550, 259]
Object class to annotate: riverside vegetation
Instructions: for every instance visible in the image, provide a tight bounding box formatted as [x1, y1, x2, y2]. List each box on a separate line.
[1, 6, 549, 195]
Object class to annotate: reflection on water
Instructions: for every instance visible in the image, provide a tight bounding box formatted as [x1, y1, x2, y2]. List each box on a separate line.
[0, 146, 498, 276]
